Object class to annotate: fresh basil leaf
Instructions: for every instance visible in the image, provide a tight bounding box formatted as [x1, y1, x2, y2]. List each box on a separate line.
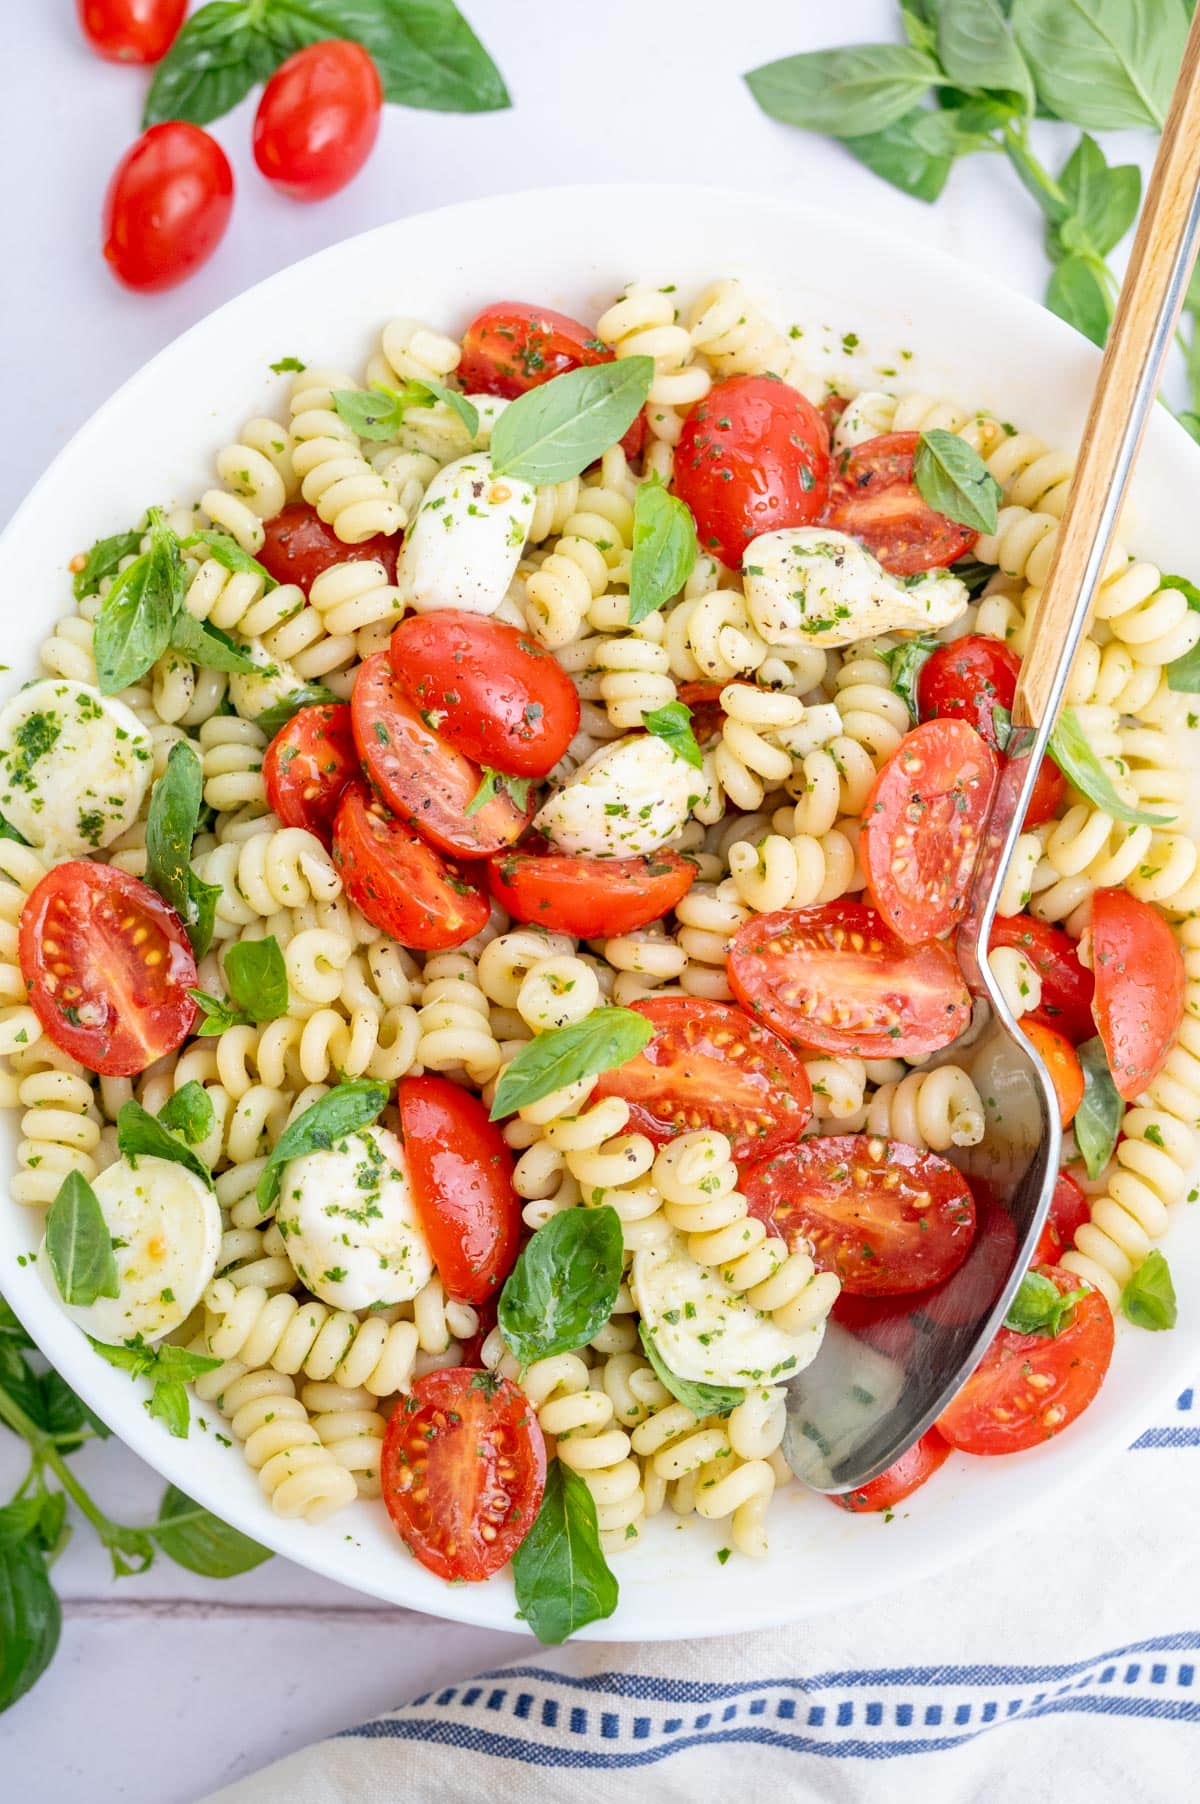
[34, 1492, 69, 1558]
[638, 1323, 743, 1418]
[145, 741, 207, 946]
[38, 1369, 111, 1449]
[153, 1342, 224, 1383]
[256, 1080, 390, 1214]
[1162, 575, 1200, 691]
[105, 1524, 157, 1580]
[45, 1171, 120, 1309]
[465, 768, 532, 817]
[1051, 135, 1141, 260]
[643, 700, 703, 770]
[1004, 1268, 1092, 1335]
[1072, 1035, 1122, 1178]
[256, 683, 341, 738]
[1121, 1248, 1177, 1331]
[168, 612, 261, 676]
[842, 110, 955, 203]
[886, 636, 938, 724]
[157, 1082, 216, 1147]
[412, 375, 479, 437]
[937, 0, 1035, 111]
[224, 936, 289, 1022]
[1049, 706, 1173, 824]
[913, 429, 1001, 533]
[511, 1460, 618, 1644]
[293, 0, 510, 114]
[950, 554, 998, 597]
[116, 1100, 214, 1191]
[143, 0, 286, 127]
[0, 1498, 46, 1548]
[182, 530, 277, 591]
[1011, 0, 1185, 131]
[629, 478, 697, 625]
[93, 508, 184, 695]
[907, 93, 1015, 156]
[490, 1008, 654, 1120]
[0, 1300, 33, 1350]
[0, 814, 28, 846]
[497, 1205, 624, 1366]
[335, 378, 479, 443]
[0, 1537, 61, 1713]
[147, 1380, 192, 1439]
[155, 1485, 272, 1577]
[743, 44, 944, 137]
[73, 528, 143, 601]
[189, 990, 247, 1037]
[992, 703, 1014, 752]
[88, 1336, 157, 1381]
[1046, 253, 1113, 347]
[900, 1, 938, 53]
[490, 359, 654, 486]
[0, 1342, 51, 1432]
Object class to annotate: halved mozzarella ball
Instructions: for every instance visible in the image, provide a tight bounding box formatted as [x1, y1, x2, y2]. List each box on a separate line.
[0, 679, 153, 857]
[631, 1234, 824, 1389]
[398, 452, 536, 616]
[743, 529, 968, 648]
[534, 733, 703, 858]
[274, 1125, 433, 1312]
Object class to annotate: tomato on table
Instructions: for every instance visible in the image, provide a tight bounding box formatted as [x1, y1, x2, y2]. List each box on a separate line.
[860, 719, 998, 945]
[1090, 887, 1185, 1101]
[397, 1077, 520, 1304]
[672, 375, 830, 567]
[18, 864, 197, 1076]
[380, 1368, 545, 1582]
[1022, 1020, 1083, 1128]
[488, 845, 695, 938]
[332, 785, 488, 950]
[1032, 1171, 1091, 1268]
[727, 899, 971, 1060]
[990, 915, 1095, 1045]
[457, 302, 645, 456]
[253, 41, 382, 202]
[263, 703, 357, 844]
[103, 123, 233, 293]
[592, 997, 812, 1162]
[831, 1429, 952, 1514]
[351, 652, 533, 859]
[744, 1134, 976, 1296]
[916, 637, 1065, 829]
[257, 503, 399, 592]
[936, 1266, 1113, 1454]
[389, 611, 580, 778]
[826, 431, 978, 576]
[78, 0, 184, 61]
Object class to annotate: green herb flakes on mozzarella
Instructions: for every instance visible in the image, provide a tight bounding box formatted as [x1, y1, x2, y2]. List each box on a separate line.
[742, 528, 969, 648]
[274, 1124, 433, 1311]
[0, 679, 153, 856]
[534, 732, 703, 857]
[631, 1234, 824, 1389]
[398, 452, 536, 616]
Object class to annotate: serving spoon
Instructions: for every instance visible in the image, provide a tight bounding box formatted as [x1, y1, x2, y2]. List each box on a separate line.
[782, 11, 1200, 1492]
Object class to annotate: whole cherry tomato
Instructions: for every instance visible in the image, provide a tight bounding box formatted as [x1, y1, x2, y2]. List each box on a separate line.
[831, 1430, 952, 1513]
[917, 636, 1065, 828]
[673, 376, 830, 567]
[103, 123, 233, 293]
[253, 41, 383, 202]
[77, 0, 185, 63]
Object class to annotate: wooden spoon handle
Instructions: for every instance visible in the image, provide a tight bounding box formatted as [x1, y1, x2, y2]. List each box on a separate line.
[1012, 13, 1200, 729]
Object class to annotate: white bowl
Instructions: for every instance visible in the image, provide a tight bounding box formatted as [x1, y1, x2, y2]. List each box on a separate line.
[2, 184, 1197, 1641]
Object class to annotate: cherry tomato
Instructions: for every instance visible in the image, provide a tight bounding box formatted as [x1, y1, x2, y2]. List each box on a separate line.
[263, 703, 357, 844]
[18, 864, 196, 1077]
[1033, 1171, 1091, 1267]
[380, 1368, 545, 1582]
[488, 845, 695, 939]
[1090, 888, 1185, 1101]
[831, 1429, 952, 1513]
[917, 1190, 1018, 1330]
[332, 784, 488, 950]
[457, 302, 645, 457]
[253, 41, 382, 202]
[936, 1266, 1113, 1455]
[727, 899, 971, 1061]
[916, 636, 1065, 828]
[351, 652, 532, 859]
[673, 376, 830, 567]
[456, 1295, 497, 1369]
[1022, 1020, 1084, 1128]
[592, 997, 812, 1162]
[102, 123, 233, 294]
[676, 681, 725, 743]
[397, 1077, 520, 1304]
[77, 0, 184, 61]
[745, 1135, 976, 1296]
[827, 431, 978, 575]
[861, 720, 998, 945]
[257, 503, 399, 593]
[389, 611, 580, 779]
[820, 394, 850, 435]
[990, 915, 1095, 1045]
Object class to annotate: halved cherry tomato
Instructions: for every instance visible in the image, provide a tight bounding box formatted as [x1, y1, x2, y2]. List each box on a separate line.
[18, 864, 197, 1076]
[253, 41, 382, 202]
[263, 703, 357, 844]
[833, 1189, 1017, 1344]
[78, 0, 184, 62]
[1022, 1020, 1084, 1127]
[488, 845, 695, 938]
[592, 997, 812, 1162]
[257, 503, 399, 593]
[673, 376, 830, 567]
[332, 785, 488, 950]
[746, 1135, 976, 1296]
[936, 1266, 1113, 1454]
[457, 302, 645, 457]
[397, 1077, 520, 1304]
[861, 720, 998, 945]
[380, 1368, 545, 1582]
[831, 1429, 952, 1513]
[990, 915, 1095, 1045]
[677, 681, 725, 743]
[1032, 1171, 1091, 1268]
[1090, 887, 1185, 1101]
[351, 652, 533, 859]
[103, 123, 233, 293]
[827, 431, 977, 576]
[389, 611, 580, 778]
[916, 637, 1065, 828]
[727, 899, 971, 1060]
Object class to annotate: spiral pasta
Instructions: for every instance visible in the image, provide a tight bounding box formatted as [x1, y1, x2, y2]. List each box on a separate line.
[289, 371, 406, 545]
[863, 1066, 986, 1151]
[200, 416, 296, 553]
[192, 1360, 358, 1522]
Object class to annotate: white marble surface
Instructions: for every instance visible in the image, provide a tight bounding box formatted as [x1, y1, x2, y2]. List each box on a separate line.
[0, 2, 1171, 1799]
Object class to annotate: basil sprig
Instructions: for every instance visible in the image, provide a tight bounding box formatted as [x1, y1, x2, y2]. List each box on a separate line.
[913, 430, 1001, 534]
[490, 1007, 653, 1120]
[497, 1206, 624, 1366]
[639, 1324, 743, 1419]
[144, 742, 222, 959]
[256, 1080, 389, 1214]
[191, 936, 290, 1035]
[73, 528, 143, 601]
[334, 378, 479, 443]
[154, 1485, 271, 1577]
[116, 1100, 214, 1191]
[643, 700, 703, 770]
[93, 509, 185, 695]
[1004, 1269, 1092, 1337]
[89, 1338, 221, 1440]
[886, 636, 938, 724]
[45, 1172, 120, 1310]
[512, 1460, 618, 1644]
[1048, 706, 1172, 827]
[490, 359, 654, 487]
[628, 477, 697, 625]
[1072, 1035, 1122, 1179]
[1121, 1248, 1177, 1332]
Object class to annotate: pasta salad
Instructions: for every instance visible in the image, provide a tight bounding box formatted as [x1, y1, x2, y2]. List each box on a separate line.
[2, 276, 1196, 1641]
